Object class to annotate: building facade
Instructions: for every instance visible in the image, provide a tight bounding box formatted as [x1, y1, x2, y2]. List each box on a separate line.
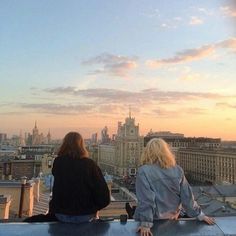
[0, 133, 7, 143]
[144, 131, 221, 149]
[97, 113, 144, 177]
[98, 144, 116, 174]
[0, 159, 41, 180]
[177, 148, 236, 184]
[114, 113, 144, 177]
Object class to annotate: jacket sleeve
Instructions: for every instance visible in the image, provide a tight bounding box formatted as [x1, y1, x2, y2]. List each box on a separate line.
[51, 158, 57, 176]
[89, 162, 110, 210]
[134, 168, 155, 228]
[180, 172, 205, 220]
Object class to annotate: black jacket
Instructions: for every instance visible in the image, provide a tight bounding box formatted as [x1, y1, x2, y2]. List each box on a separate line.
[50, 156, 110, 215]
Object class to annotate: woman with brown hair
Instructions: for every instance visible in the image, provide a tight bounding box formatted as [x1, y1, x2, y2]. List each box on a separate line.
[50, 132, 110, 223]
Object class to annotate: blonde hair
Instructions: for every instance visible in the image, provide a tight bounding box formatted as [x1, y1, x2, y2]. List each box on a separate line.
[141, 138, 176, 168]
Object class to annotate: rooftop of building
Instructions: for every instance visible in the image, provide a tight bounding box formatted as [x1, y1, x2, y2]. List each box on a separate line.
[144, 132, 221, 142]
[178, 147, 236, 154]
[1, 180, 236, 235]
[192, 185, 236, 198]
[0, 180, 35, 188]
[1, 217, 236, 236]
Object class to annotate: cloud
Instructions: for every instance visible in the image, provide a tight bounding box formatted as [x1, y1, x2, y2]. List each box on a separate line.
[141, 8, 160, 19]
[45, 87, 228, 105]
[220, 3, 236, 17]
[216, 102, 236, 109]
[189, 16, 204, 25]
[152, 107, 206, 118]
[197, 7, 214, 16]
[216, 38, 236, 52]
[0, 102, 13, 107]
[156, 16, 183, 30]
[20, 103, 94, 115]
[178, 67, 203, 82]
[146, 45, 215, 67]
[82, 53, 138, 77]
[4, 87, 235, 118]
[146, 38, 236, 68]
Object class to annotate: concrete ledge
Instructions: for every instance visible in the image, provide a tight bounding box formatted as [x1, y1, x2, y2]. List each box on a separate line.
[0, 217, 236, 236]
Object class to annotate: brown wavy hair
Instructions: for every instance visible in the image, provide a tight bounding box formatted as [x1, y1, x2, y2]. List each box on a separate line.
[57, 132, 89, 158]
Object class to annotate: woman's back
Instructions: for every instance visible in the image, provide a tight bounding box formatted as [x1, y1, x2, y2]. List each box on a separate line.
[134, 138, 214, 235]
[136, 164, 185, 219]
[51, 156, 110, 215]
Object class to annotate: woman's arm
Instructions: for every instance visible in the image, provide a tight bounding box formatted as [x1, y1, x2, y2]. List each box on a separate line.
[134, 168, 155, 229]
[89, 162, 110, 210]
[180, 172, 214, 224]
[51, 158, 57, 176]
[180, 174, 202, 218]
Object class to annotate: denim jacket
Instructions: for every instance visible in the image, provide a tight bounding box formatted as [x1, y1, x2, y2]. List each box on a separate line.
[134, 164, 205, 228]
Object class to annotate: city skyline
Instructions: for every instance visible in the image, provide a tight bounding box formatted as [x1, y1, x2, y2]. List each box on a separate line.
[0, 116, 232, 141]
[1, 0, 236, 140]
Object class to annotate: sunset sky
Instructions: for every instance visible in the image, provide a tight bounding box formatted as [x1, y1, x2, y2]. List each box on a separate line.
[0, 0, 236, 140]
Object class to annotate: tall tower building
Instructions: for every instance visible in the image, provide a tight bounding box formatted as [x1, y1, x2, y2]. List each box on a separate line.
[32, 121, 40, 145]
[101, 126, 111, 144]
[115, 109, 144, 176]
[19, 130, 26, 146]
[47, 129, 51, 144]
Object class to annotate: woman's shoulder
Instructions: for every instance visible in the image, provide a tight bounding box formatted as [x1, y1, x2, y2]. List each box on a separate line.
[175, 164, 184, 173]
[137, 164, 153, 175]
[138, 164, 184, 175]
[54, 156, 95, 165]
[79, 157, 98, 166]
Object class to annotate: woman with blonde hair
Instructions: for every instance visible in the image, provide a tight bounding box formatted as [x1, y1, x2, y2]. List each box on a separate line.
[134, 138, 214, 236]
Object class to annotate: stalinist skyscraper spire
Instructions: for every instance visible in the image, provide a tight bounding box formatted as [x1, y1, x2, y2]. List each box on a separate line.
[47, 129, 51, 144]
[32, 121, 40, 145]
[129, 105, 131, 118]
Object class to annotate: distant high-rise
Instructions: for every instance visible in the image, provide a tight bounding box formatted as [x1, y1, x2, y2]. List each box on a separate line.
[19, 130, 26, 146]
[98, 109, 144, 177]
[0, 133, 7, 143]
[32, 121, 40, 145]
[47, 130, 51, 144]
[91, 133, 98, 144]
[30, 121, 49, 145]
[101, 126, 111, 144]
[115, 110, 144, 176]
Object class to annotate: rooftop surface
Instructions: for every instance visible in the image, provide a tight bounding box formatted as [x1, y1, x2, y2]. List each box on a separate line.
[0, 217, 236, 236]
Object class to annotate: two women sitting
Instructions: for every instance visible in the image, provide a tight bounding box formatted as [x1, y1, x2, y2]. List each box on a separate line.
[50, 132, 214, 235]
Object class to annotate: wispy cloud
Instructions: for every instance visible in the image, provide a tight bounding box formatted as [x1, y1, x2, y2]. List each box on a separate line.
[146, 38, 236, 68]
[178, 67, 203, 82]
[197, 7, 214, 16]
[146, 45, 215, 67]
[189, 16, 204, 25]
[152, 107, 206, 118]
[4, 87, 235, 118]
[20, 103, 95, 115]
[217, 38, 236, 52]
[216, 102, 236, 109]
[220, 5, 236, 17]
[141, 8, 160, 19]
[158, 16, 183, 29]
[44, 87, 229, 105]
[82, 53, 138, 77]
